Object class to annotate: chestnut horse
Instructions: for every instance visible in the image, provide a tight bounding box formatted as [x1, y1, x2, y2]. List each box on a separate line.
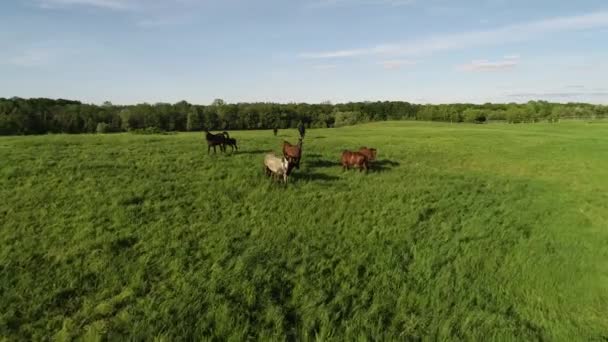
[341, 150, 368, 172]
[359, 147, 377, 161]
[282, 138, 303, 174]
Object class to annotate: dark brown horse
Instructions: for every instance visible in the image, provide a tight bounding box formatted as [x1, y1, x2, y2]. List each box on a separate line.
[341, 150, 368, 172]
[282, 138, 303, 174]
[204, 130, 227, 154]
[225, 137, 238, 152]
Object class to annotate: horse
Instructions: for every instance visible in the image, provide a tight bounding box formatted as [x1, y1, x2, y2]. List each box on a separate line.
[221, 131, 238, 152]
[341, 150, 368, 172]
[264, 153, 290, 183]
[273, 127, 278, 136]
[282, 138, 303, 174]
[359, 147, 377, 161]
[297, 122, 305, 139]
[225, 137, 238, 152]
[204, 130, 227, 154]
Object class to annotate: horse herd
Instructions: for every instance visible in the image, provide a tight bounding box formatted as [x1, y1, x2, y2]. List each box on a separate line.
[204, 130, 238, 153]
[204, 129, 377, 183]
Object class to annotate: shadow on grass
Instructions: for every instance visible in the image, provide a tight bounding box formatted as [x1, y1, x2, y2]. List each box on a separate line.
[291, 171, 340, 182]
[305, 158, 340, 168]
[235, 149, 269, 155]
[371, 159, 400, 172]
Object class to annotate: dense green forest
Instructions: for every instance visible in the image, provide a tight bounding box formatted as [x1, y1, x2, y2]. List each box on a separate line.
[1, 97, 607, 135]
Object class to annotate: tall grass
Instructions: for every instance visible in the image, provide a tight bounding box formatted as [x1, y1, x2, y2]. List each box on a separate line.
[1, 121, 607, 340]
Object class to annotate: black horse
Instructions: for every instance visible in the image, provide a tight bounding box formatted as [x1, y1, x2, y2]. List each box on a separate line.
[204, 130, 227, 154]
[297, 122, 305, 139]
[223, 132, 238, 152]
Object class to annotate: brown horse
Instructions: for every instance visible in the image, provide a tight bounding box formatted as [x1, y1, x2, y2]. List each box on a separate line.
[359, 147, 377, 161]
[204, 130, 227, 154]
[341, 150, 368, 172]
[282, 138, 303, 174]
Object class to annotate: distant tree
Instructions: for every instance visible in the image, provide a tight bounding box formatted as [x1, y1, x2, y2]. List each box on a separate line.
[334, 110, 366, 127]
[463, 109, 487, 124]
[211, 98, 225, 106]
[96, 122, 110, 133]
[2, 97, 607, 135]
[186, 107, 202, 131]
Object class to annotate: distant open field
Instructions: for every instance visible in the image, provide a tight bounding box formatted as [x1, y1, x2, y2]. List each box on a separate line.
[1, 121, 607, 340]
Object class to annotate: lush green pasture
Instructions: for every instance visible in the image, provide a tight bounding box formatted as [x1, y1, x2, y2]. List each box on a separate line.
[1, 121, 607, 341]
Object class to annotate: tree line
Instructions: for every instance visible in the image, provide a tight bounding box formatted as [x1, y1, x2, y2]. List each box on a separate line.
[1, 97, 607, 135]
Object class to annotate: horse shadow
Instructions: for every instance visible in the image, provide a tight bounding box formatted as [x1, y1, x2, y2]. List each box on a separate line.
[305, 157, 340, 168]
[370, 159, 400, 172]
[291, 171, 339, 183]
[235, 149, 268, 155]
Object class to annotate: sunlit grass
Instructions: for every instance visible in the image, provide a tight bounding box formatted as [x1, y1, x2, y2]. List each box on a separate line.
[1, 121, 607, 340]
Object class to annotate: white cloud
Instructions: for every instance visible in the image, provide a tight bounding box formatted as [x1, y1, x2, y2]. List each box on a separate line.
[379, 59, 417, 69]
[37, 0, 133, 10]
[300, 11, 608, 59]
[136, 14, 191, 28]
[564, 85, 586, 89]
[312, 64, 337, 70]
[2, 47, 66, 67]
[508, 91, 608, 99]
[309, 0, 415, 8]
[35, 0, 201, 11]
[458, 57, 519, 72]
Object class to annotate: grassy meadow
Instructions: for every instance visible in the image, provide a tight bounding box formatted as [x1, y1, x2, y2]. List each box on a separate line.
[1, 121, 607, 340]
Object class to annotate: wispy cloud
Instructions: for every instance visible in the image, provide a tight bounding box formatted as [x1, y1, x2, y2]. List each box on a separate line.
[458, 55, 519, 72]
[2, 47, 66, 67]
[36, 0, 200, 27]
[508, 91, 608, 99]
[300, 11, 608, 58]
[564, 85, 586, 89]
[136, 14, 192, 28]
[36, 0, 201, 12]
[379, 59, 417, 69]
[37, 0, 133, 10]
[312, 64, 338, 70]
[308, 0, 415, 8]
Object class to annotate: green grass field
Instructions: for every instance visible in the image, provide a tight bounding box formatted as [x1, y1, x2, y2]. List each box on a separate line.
[1, 121, 607, 341]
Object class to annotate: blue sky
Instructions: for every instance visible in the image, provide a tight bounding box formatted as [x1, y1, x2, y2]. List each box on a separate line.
[1, 0, 607, 104]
